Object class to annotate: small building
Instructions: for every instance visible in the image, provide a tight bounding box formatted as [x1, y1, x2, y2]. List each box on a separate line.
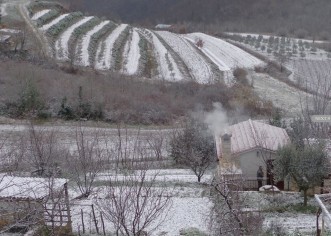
[155, 24, 172, 30]
[0, 176, 71, 233]
[216, 119, 290, 190]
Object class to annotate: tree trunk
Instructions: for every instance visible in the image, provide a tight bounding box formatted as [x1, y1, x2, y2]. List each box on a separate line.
[198, 176, 201, 182]
[303, 189, 308, 206]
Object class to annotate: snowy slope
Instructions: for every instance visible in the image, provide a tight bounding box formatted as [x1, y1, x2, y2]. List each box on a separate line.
[147, 30, 183, 81]
[187, 32, 264, 69]
[31, 9, 51, 21]
[95, 24, 128, 70]
[55, 16, 94, 60]
[122, 29, 141, 75]
[157, 31, 213, 84]
[40, 13, 70, 31]
[75, 20, 110, 66]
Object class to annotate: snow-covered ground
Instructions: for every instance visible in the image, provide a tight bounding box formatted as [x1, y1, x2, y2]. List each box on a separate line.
[187, 33, 264, 69]
[55, 16, 94, 60]
[75, 20, 110, 66]
[31, 9, 51, 21]
[249, 72, 310, 115]
[146, 30, 183, 81]
[95, 23, 128, 70]
[122, 29, 141, 75]
[157, 31, 213, 84]
[40, 13, 70, 31]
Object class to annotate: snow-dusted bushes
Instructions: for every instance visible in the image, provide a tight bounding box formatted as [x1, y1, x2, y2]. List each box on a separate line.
[87, 22, 115, 66]
[68, 17, 100, 60]
[112, 26, 131, 71]
[27, 1, 63, 17]
[35, 9, 60, 27]
[45, 12, 83, 38]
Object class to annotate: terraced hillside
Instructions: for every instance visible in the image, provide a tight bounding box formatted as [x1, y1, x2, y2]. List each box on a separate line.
[26, 1, 264, 84]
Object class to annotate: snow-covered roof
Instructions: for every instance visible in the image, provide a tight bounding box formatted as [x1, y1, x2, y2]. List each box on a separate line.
[0, 176, 67, 200]
[221, 119, 290, 156]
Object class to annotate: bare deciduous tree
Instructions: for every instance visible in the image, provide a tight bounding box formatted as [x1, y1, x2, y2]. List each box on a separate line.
[67, 125, 105, 198]
[96, 167, 172, 236]
[209, 169, 264, 235]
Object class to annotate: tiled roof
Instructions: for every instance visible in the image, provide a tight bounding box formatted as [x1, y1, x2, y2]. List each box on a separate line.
[222, 119, 290, 156]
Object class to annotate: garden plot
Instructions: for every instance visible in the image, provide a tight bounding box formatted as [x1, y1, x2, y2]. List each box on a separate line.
[122, 28, 141, 75]
[39, 13, 70, 31]
[157, 31, 214, 84]
[75, 20, 110, 66]
[142, 30, 183, 81]
[55, 16, 94, 60]
[31, 9, 51, 21]
[95, 24, 128, 70]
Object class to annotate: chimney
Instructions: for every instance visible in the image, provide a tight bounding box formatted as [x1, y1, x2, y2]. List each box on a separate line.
[220, 131, 232, 165]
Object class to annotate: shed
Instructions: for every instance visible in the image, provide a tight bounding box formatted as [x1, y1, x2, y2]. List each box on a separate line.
[0, 176, 71, 233]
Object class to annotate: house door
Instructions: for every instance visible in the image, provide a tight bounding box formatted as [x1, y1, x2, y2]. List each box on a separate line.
[267, 160, 284, 190]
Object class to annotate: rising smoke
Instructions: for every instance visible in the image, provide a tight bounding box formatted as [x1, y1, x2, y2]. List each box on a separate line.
[204, 103, 229, 137]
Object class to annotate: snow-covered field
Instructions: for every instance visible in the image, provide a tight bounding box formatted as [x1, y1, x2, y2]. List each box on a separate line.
[148, 30, 184, 81]
[95, 23, 128, 70]
[75, 20, 110, 66]
[187, 32, 264, 69]
[289, 59, 331, 91]
[248, 72, 310, 115]
[31, 9, 51, 21]
[122, 29, 141, 75]
[40, 13, 70, 31]
[157, 31, 213, 84]
[55, 16, 94, 60]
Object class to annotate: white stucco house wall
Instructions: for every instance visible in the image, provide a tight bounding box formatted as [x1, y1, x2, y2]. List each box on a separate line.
[216, 119, 290, 189]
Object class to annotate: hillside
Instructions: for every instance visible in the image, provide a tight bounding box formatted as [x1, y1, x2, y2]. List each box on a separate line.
[54, 0, 331, 39]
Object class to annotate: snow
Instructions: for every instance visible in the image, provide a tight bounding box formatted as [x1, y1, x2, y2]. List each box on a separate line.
[31, 9, 51, 21]
[143, 30, 182, 81]
[95, 24, 128, 70]
[122, 29, 141, 75]
[156, 31, 213, 83]
[55, 16, 94, 61]
[96, 169, 213, 184]
[187, 32, 264, 69]
[0, 176, 67, 199]
[76, 20, 110, 66]
[40, 13, 70, 31]
[0, 2, 7, 17]
[0, 35, 10, 42]
[0, 29, 21, 34]
[248, 72, 310, 115]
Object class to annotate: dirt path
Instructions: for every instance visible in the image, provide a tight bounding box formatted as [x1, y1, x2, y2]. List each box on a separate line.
[17, 1, 51, 57]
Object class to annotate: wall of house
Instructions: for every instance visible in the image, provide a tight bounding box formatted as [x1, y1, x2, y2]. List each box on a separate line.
[236, 150, 276, 180]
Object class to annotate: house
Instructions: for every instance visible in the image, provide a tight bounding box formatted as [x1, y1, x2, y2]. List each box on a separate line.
[0, 176, 71, 233]
[216, 119, 290, 190]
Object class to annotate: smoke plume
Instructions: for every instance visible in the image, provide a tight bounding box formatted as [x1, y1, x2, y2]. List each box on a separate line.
[204, 103, 229, 137]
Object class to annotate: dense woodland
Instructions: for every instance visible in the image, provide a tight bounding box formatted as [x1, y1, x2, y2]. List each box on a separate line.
[54, 0, 331, 39]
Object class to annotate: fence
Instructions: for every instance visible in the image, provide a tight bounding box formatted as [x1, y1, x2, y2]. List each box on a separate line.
[71, 203, 106, 236]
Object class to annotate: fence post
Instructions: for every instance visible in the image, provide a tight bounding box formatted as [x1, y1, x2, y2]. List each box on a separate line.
[100, 212, 106, 236]
[81, 209, 85, 234]
[91, 204, 99, 234]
